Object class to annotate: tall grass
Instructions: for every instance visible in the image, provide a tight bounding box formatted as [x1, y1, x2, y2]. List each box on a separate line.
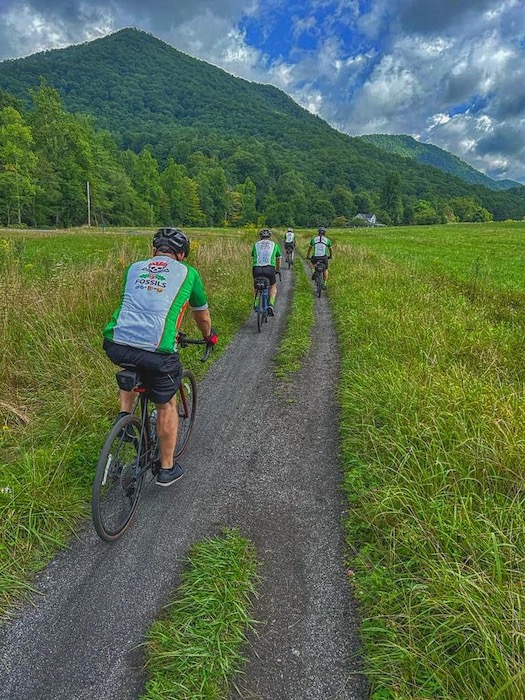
[330, 244, 525, 699]
[0, 232, 252, 615]
[274, 255, 314, 379]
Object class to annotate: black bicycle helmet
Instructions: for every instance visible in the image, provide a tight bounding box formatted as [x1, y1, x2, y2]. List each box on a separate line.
[260, 228, 272, 238]
[152, 227, 190, 256]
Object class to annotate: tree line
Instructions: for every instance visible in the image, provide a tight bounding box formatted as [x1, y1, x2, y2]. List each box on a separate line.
[0, 84, 513, 229]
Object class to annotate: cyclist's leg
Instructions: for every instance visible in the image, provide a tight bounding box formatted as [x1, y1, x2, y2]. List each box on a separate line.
[144, 353, 183, 474]
[253, 266, 262, 309]
[311, 255, 319, 279]
[266, 267, 277, 309]
[323, 256, 329, 282]
[156, 395, 179, 468]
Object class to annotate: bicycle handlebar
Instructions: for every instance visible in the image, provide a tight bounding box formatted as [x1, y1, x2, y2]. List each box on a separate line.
[177, 332, 214, 362]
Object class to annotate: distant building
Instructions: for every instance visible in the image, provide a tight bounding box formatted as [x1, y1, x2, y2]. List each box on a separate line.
[353, 213, 385, 227]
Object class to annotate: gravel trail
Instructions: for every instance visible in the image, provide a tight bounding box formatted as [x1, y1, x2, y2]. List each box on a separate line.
[0, 265, 365, 700]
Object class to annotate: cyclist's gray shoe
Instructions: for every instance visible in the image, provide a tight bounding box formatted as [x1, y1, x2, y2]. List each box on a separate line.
[156, 462, 184, 486]
[268, 305, 275, 316]
[322, 284, 327, 290]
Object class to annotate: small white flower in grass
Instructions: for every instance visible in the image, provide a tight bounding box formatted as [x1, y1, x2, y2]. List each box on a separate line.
[0, 487, 12, 495]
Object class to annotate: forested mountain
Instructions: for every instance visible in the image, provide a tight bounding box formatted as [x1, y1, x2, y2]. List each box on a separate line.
[0, 28, 524, 228]
[361, 134, 521, 191]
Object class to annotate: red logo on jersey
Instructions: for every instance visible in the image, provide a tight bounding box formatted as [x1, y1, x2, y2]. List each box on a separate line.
[148, 260, 169, 274]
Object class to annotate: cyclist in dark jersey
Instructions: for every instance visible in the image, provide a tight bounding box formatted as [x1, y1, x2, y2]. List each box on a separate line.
[103, 228, 217, 486]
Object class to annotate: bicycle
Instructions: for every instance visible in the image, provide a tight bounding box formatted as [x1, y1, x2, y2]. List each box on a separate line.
[92, 333, 212, 542]
[284, 247, 294, 269]
[254, 276, 270, 332]
[311, 260, 327, 297]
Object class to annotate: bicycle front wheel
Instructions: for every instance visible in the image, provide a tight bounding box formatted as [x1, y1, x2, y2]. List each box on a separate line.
[175, 370, 197, 459]
[92, 415, 146, 542]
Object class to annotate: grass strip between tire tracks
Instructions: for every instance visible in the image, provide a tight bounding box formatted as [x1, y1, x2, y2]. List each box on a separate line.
[141, 528, 258, 700]
[274, 254, 314, 379]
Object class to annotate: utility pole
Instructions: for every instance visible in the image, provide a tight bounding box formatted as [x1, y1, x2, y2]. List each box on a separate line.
[87, 181, 91, 227]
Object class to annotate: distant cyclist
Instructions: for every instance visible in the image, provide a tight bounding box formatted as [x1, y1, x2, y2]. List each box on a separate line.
[252, 228, 282, 315]
[307, 226, 333, 289]
[103, 227, 218, 487]
[284, 227, 296, 263]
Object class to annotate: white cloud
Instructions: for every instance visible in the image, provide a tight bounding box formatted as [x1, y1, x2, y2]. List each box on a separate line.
[1, 0, 524, 181]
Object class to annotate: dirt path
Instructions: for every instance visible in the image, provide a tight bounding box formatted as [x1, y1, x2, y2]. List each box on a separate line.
[0, 266, 365, 699]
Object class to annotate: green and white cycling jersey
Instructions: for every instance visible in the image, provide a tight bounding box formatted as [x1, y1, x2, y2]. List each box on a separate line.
[252, 240, 282, 267]
[104, 255, 208, 354]
[309, 235, 332, 257]
[284, 231, 295, 243]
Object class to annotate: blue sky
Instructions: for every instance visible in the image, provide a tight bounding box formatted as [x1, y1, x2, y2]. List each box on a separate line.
[1, 0, 524, 182]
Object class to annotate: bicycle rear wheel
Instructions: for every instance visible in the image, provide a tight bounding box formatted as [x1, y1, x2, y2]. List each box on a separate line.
[257, 290, 263, 332]
[175, 370, 197, 459]
[316, 272, 323, 298]
[92, 414, 146, 542]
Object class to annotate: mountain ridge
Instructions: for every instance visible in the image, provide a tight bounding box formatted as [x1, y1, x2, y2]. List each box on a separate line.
[1, 28, 524, 223]
[360, 134, 521, 191]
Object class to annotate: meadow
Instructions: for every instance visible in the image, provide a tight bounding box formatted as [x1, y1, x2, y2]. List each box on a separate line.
[4, 221, 525, 699]
[0, 227, 253, 614]
[328, 221, 525, 699]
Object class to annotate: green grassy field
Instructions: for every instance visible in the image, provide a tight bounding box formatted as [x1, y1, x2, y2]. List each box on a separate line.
[327, 221, 525, 699]
[330, 221, 525, 291]
[4, 222, 525, 698]
[0, 227, 253, 614]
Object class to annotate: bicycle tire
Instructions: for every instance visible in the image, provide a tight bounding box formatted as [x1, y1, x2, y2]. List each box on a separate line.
[257, 290, 263, 332]
[316, 272, 323, 298]
[92, 414, 147, 542]
[175, 369, 197, 459]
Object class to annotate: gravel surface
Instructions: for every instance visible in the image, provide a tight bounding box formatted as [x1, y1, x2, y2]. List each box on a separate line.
[0, 264, 366, 700]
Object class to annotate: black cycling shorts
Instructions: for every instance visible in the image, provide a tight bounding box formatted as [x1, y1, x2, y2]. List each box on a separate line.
[253, 265, 277, 286]
[311, 255, 329, 269]
[103, 338, 183, 405]
[284, 242, 295, 251]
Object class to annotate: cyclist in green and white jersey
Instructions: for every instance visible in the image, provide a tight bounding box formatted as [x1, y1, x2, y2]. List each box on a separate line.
[252, 228, 282, 315]
[103, 227, 217, 487]
[284, 227, 296, 262]
[307, 226, 333, 289]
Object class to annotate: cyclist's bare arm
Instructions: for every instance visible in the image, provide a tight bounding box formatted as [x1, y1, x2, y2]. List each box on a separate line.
[306, 246, 312, 259]
[193, 308, 212, 338]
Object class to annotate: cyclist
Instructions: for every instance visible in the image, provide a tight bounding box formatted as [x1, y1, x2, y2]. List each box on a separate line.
[283, 227, 296, 263]
[307, 226, 333, 289]
[252, 228, 282, 315]
[103, 227, 218, 487]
